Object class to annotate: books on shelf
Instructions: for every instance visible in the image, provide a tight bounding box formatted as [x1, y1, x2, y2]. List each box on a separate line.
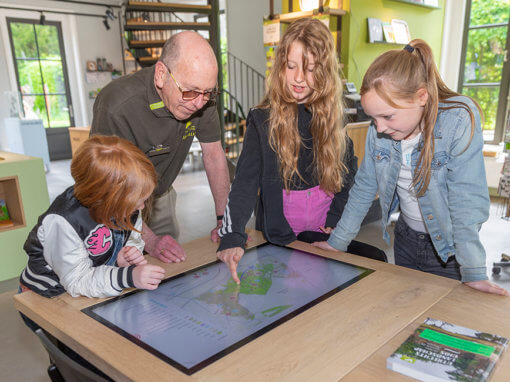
[391, 19, 411, 44]
[382, 22, 395, 43]
[498, 175, 510, 198]
[387, 318, 508, 382]
[367, 17, 383, 43]
[502, 156, 510, 177]
[0, 199, 14, 228]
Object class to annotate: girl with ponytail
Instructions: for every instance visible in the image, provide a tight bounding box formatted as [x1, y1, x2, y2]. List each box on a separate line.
[315, 39, 508, 296]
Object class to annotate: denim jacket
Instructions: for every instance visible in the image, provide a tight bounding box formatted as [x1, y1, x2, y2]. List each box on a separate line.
[328, 96, 489, 282]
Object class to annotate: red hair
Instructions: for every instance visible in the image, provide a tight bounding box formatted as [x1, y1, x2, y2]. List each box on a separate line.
[72, 135, 157, 231]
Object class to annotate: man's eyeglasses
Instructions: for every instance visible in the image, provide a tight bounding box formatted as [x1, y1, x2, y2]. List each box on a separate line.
[167, 68, 219, 101]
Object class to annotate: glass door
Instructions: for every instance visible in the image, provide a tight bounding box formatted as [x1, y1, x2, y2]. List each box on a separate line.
[7, 17, 74, 159]
[458, 0, 510, 144]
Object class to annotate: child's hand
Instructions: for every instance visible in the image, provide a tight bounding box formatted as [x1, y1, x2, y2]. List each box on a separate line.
[319, 226, 333, 234]
[464, 280, 509, 296]
[117, 246, 147, 267]
[311, 241, 340, 252]
[132, 264, 165, 290]
[217, 247, 245, 285]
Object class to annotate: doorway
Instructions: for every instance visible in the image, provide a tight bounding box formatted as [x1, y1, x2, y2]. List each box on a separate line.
[7, 17, 73, 159]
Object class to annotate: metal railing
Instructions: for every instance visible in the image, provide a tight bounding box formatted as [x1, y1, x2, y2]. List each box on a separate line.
[222, 51, 265, 120]
[220, 89, 246, 160]
[220, 51, 265, 160]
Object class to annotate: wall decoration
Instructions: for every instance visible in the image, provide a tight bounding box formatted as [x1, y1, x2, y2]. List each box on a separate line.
[367, 18, 383, 43]
[391, 19, 411, 44]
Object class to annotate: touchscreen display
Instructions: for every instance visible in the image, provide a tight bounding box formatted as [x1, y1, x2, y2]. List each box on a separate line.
[82, 243, 373, 375]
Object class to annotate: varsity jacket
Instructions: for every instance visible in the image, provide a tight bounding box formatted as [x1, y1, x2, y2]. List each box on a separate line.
[218, 105, 357, 251]
[20, 186, 142, 298]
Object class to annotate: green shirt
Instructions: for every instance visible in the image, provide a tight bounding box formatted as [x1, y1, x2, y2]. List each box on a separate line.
[91, 66, 220, 196]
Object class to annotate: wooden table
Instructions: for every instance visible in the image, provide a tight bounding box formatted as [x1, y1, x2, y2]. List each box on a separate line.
[343, 284, 510, 381]
[14, 230, 478, 381]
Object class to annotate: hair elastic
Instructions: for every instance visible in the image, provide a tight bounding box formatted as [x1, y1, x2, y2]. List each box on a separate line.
[403, 44, 414, 53]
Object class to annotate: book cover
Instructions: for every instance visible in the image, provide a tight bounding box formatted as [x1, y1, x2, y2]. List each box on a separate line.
[0, 199, 14, 228]
[391, 19, 411, 44]
[367, 17, 383, 43]
[382, 22, 395, 43]
[387, 318, 508, 382]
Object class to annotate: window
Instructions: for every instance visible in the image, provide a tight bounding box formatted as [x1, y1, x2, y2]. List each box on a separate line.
[458, 0, 510, 143]
[7, 18, 74, 128]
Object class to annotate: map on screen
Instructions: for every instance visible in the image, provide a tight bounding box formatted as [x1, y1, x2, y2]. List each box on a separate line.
[82, 243, 373, 375]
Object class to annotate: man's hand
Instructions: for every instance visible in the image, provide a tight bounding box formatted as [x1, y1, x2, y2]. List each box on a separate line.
[311, 241, 340, 252]
[210, 220, 222, 243]
[142, 225, 186, 263]
[464, 280, 509, 296]
[146, 234, 186, 263]
[117, 246, 147, 267]
[217, 247, 244, 284]
[132, 264, 165, 290]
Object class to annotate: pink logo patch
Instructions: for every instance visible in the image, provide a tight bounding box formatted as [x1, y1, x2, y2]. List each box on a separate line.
[85, 225, 113, 256]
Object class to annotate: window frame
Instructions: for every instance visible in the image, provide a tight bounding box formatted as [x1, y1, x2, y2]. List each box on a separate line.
[6, 17, 75, 129]
[457, 0, 510, 144]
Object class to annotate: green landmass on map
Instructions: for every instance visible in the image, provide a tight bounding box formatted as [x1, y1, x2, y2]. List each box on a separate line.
[198, 290, 255, 320]
[226, 263, 274, 295]
[198, 263, 285, 320]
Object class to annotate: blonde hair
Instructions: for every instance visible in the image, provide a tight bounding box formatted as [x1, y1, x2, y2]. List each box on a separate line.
[72, 135, 157, 231]
[360, 39, 481, 196]
[260, 17, 348, 194]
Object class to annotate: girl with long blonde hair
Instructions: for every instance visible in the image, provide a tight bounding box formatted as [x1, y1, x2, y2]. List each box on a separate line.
[315, 39, 508, 296]
[217, 18, 385, 283]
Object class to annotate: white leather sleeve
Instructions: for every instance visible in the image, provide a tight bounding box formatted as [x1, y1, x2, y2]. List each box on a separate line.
[39, 214, 133, 298]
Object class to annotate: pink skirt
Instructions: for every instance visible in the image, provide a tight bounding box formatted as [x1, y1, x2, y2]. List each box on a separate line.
[282, 185, 333, 236]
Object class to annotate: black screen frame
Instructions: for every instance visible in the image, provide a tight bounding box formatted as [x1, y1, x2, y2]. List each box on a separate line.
[82, 243, 374, 375]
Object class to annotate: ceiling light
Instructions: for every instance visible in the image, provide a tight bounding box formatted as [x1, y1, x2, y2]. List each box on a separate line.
[105, 7, 116, 21]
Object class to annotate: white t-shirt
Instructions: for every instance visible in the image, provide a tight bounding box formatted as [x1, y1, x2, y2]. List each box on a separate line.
[397, 133, 427, 233]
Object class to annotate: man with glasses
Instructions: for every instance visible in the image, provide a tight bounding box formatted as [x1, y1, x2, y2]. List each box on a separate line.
[91, 31, 229, 264]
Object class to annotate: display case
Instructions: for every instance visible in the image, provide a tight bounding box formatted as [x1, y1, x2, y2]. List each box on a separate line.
[0, 118, 51, 171]
[0, 151, 49, 281]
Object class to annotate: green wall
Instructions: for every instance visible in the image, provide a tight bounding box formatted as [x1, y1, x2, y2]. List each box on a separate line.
[281, 0, 446, 89]
[0, 156, 49, 281]
[344, 0, 446, 89]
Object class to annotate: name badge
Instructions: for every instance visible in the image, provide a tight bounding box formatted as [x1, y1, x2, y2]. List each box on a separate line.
[147, 145, 170, 157]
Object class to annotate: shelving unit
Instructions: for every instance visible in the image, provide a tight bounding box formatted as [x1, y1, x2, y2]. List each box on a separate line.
[277, 7, 346, 23]
[388, 0, 440, 9]
[123, 0, 220, 68]
[368, 41, 405, 45]
[0, 175, 25, 232]
[0, 151, 49, 281]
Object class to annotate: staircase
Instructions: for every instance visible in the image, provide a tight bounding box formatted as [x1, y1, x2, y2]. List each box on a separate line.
[221, 52, 265, 160]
